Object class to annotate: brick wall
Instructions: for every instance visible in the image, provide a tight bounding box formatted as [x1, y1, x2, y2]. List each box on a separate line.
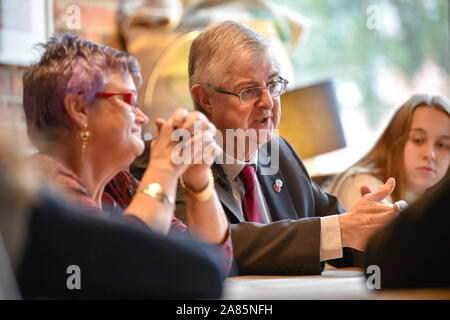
[53, 0, 125, 50]
[0, 66, 29, 150]
[0, 0, 124, 152]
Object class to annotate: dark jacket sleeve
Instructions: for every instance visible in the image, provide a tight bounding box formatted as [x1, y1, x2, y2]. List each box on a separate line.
[279, 137, 366, 268]
[363, 180, 450, 289]
[230, 136, 346, 275]
[230, 218, 321, 275]
[17, 194, 224, 299]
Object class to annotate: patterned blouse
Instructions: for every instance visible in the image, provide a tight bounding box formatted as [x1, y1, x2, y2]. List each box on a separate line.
[30, 153, 232, 275]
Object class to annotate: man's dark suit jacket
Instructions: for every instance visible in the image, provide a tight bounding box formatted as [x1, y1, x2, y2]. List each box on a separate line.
[364, 179, 450, 288]
[131, 136, 355, 276]
[16, 194, 224, 299]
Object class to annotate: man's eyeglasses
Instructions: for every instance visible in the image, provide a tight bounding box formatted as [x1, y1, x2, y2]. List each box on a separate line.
[213, 77, 289, 104]
[95, 92, 139, 112]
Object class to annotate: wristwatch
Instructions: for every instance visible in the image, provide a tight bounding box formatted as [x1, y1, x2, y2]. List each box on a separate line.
[140, 183, 175, 206]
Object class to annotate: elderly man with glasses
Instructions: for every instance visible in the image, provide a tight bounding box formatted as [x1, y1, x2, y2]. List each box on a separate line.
[134, 20, 407, 275]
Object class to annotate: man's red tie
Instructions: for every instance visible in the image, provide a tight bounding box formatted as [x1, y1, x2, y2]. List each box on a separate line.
[238, 165, 261, 223]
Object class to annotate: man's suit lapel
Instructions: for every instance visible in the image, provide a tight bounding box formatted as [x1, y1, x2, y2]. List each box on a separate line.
[257, 141, 298, 221]
[211, 163, 245, 223]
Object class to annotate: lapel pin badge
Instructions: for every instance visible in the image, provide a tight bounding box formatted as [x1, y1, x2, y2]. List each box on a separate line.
[273, 179, 283, 193]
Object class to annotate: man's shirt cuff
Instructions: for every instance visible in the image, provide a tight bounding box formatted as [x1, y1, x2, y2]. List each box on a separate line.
[320, 215, 343, 261]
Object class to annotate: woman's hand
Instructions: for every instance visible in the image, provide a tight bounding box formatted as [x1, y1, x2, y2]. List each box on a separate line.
[148, 108, 190, 178]
[179, 112, 222, 191]
[135, 108, 227, 241]
[127, 108, 220, 234]
[171, 111, 227, 245]
[151, 108, 222, 186]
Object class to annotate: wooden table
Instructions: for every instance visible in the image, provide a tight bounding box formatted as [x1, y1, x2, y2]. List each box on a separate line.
[223, 268, 450, 300]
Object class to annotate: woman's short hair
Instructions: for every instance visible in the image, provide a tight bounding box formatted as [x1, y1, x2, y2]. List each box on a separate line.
[23, 33, 142, 149]
[188, 20, 271, 112]
[330, 94, 450, 201]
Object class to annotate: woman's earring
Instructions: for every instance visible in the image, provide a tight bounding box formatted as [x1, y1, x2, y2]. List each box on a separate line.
[79, 124, 91, 149]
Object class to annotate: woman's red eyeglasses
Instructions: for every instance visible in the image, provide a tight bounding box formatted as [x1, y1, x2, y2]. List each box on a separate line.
[95, 92, 139, 112]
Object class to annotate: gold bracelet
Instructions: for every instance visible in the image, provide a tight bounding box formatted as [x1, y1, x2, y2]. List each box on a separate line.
[180, 168, 214, 202]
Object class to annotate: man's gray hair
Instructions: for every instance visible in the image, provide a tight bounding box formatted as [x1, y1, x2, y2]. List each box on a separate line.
[188, 20, 271, 112]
